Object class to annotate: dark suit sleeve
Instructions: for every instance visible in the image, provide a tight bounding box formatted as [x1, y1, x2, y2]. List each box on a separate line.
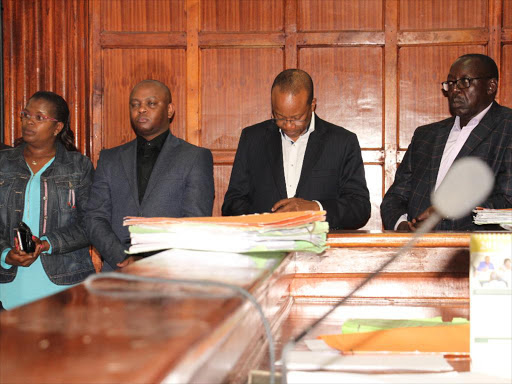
[181, 148, 214, 217]
[318, 133, 371, 229]
[85, 151, 128, 269]
[482, 142, 512, 209]
[222, 129, 252, 216]
[380, 140, 414, 230]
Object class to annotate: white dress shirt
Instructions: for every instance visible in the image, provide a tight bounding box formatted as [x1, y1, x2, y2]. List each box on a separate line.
[280, 112, 323, 210]
[394, 102, 493, 229]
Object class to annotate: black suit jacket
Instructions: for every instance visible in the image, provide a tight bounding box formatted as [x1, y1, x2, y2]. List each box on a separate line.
[222, 115, 371, 229]
[381, 102, 512, 231]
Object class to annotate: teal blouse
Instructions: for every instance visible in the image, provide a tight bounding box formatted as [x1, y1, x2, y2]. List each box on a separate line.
[0, 159, 71, 310]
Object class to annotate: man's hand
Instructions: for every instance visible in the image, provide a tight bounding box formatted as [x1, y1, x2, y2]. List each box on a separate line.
[411, 206, 436, 229]
[396, 221, 415, 232]
[271, 198, 320, 213]
[117, 256, 143, 269]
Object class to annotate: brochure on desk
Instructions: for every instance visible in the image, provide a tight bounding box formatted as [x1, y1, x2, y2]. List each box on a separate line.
[470, 233, 512, 379]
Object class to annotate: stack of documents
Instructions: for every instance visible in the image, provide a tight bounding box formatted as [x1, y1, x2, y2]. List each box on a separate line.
[124, 211, 328, 255]
[473, 208, 512, 230]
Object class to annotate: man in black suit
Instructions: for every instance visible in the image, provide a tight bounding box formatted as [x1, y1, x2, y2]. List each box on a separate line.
[381, 54, 512, 231]
[86, 80, 214, 270]
[222, 69, 371, 229]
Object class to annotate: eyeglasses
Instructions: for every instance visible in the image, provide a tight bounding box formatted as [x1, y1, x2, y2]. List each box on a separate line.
[20, 111, 58, 123]
[441, 77, 491, 92]
[271, 106, 312, 127]
[271, 117, 309, 127]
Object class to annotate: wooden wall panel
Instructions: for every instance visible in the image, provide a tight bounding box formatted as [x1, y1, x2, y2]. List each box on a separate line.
[364, 164, 384, 230]
[398, 45, 486, 149]
[501, 44, 512, 108]
[399, 0, 487, 30]
[505, 0, 512, 28]
[201, 48, 283, 149]
[4, 0, 510, 230]
[2, 0, 89, 153]
[298, 0, 383, 31]
[101, 0, 185, 32]
[213, 165, 232, 218]
[299, 47, 383, 149]
[201, 0, 283, 32]
[101, 49, 186, 150]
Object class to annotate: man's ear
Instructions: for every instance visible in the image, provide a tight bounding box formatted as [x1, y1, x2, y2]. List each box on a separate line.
[487, 78, 498, 95]
[311, 98, 317, 112]
[54, 122, 64, 136]
[168, 103, 175, 119]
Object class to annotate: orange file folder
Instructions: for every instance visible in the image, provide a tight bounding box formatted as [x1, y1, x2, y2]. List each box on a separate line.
[319, 323, 469, 354]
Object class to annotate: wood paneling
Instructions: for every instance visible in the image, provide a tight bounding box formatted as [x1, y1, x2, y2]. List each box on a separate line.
[299, 47, 383, 149]
[212, 164, 232, 217]
[398, 45, 486, 149]
[101, 0, 185, 32]
[2, 0, 89, 153]
[364, 164, 384, 230]
[201, 48, 283, 150]
[298, 0, 383, 31]
[101, 49, 186, 150]
[399, 0, 487, 31]
[505, 0, 512, 28]
[4, 0, 511, 230]
[201, 0, 283, 32]
[501, 44, 512, 108]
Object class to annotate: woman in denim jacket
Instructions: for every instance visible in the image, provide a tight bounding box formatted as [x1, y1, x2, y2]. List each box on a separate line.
[0, 91, 95, 310]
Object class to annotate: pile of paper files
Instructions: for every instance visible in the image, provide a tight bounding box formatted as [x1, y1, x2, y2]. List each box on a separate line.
[123, 211, 328, 255]
[473, 208, 512, 230]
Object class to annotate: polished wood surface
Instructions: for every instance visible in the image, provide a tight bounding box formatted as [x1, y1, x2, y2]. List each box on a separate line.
[0, 232, 471, 383]
[0, 253, 292, 384]
[3, 0, 511, 228]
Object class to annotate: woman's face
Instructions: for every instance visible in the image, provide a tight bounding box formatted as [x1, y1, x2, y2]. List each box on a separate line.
[21, 98, 63, 146]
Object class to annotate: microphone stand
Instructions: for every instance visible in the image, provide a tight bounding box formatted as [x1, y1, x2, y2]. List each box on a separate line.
[281, 211, 442, 384]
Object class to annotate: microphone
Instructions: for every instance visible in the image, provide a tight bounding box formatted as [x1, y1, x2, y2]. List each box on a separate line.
[279, 157, 494, 383]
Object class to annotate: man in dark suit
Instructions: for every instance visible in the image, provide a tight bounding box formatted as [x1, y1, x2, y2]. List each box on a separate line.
[86, 80, 214, 270]
[222, 69, 371, 230]
[381, 54, 512, 231]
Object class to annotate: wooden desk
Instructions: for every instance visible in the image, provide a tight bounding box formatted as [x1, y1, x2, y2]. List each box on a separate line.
[0, 232, 471, 383]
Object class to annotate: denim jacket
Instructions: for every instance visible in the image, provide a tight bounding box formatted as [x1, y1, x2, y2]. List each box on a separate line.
[0, 142, 95, 284]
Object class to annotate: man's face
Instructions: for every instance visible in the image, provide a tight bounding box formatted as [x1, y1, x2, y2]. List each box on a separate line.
[446, 58, 496, 126]
[271, 88, 316, 141]
[129, 83, 174, 141]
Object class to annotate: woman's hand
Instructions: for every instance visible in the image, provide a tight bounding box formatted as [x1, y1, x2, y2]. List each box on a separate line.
[5, 236, 49, 267]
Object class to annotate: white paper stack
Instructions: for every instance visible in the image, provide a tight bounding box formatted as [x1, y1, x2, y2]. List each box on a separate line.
[123, 211, 329, 255]
[473, 208, 512, 230]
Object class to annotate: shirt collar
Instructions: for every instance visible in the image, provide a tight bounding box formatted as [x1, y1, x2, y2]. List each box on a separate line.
[280, 112, 316, 142]
[137, 130, 169, 151]
[454, 102, 493, 130]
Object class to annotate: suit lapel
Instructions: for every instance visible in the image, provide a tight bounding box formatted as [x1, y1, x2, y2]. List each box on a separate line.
[265, 122, 287, 199]
[141, 133, 180, 204]
[429, 119, 453, 189]
[455, 103, 499, 160]
[120, 140, 140, 208]
[296, 116, 325, 195]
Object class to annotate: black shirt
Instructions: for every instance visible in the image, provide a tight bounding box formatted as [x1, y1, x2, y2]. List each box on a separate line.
[136, 130, 169, 203]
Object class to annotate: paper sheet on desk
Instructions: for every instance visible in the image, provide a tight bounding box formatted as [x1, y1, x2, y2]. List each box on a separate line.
[286, 371, 512, 384]
[280, 351, 453, 373]
[319, 323, 469, 353]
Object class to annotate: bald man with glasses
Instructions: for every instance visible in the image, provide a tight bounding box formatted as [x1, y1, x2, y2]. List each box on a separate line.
[222, 69, 371, 230]
[381, 53, 512, 231]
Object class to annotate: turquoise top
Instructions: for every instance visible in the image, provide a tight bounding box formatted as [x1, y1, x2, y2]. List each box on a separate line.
[0, 159, 70, 310]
